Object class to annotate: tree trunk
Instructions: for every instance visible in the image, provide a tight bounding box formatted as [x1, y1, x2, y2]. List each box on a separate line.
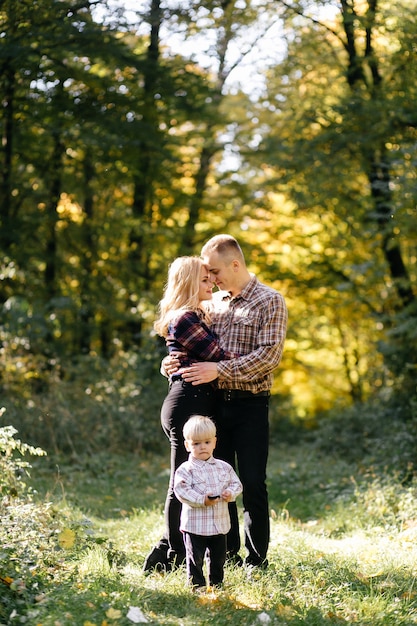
[341, 0, 414, 309]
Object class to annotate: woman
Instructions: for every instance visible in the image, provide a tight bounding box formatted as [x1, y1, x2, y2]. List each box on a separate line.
[143, 256, 238, 572]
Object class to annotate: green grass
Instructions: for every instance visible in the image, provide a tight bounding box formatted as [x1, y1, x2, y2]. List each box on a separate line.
[3, 439, 417, 626]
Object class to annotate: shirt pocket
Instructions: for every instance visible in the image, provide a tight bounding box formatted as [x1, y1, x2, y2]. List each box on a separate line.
[216, 467, 233, 493]
[232, 314, 258, 347]
[191, 476, 208, 497]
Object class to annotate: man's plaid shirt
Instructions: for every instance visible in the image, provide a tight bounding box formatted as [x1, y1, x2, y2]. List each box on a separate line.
[209, 275, 288, 393]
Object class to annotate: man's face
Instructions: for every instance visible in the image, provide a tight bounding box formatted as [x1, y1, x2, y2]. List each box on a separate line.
[202, 251, 236, 294]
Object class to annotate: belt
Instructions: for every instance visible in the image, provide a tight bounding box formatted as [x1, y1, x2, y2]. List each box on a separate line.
[170, 376, 214, 388]
[219, 389, 270, 401]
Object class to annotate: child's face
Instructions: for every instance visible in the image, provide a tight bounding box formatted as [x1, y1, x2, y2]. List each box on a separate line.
[185, 435, 216, 461]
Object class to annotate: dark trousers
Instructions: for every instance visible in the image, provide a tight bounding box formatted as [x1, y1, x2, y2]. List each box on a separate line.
[159, 380, 217, 560]
[214, 392, 270, 566]
[183, 532, 226, 588]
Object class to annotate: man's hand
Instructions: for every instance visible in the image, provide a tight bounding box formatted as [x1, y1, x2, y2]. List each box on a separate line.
[181, 362, 218, 385]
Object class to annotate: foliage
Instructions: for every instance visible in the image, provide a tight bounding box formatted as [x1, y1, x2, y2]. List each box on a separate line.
[0, 411, 46, 499]
[242, 0, 417, 407]
[0, 345, 169, 455]
[304, 394, 417, 471]
[0, 0, 416, 424]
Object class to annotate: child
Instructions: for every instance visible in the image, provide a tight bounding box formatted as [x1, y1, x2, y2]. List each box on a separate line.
[174, 415, 242, 590]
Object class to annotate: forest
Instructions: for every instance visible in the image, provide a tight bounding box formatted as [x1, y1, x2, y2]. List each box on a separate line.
[1, 0, 416, 454]
[1, 2, 417, 624]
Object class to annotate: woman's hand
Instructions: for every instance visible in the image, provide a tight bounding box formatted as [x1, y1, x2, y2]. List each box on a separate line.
[161, 352, 182, 377]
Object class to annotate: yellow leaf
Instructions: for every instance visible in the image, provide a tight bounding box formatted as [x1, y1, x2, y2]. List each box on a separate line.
[106, 608, 122, 619]
[58, 528, 76, 549]
[83, 622, 96, 626]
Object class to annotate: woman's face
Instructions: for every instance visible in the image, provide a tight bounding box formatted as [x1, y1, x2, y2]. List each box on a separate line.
[198, 264, 214, 302]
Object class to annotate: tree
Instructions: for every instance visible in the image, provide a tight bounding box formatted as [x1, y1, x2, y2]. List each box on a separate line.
[249, 0, 417, 403]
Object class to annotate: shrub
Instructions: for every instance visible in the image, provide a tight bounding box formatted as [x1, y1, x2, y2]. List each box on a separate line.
[0, 347, 168, 455]
[305, 395, 417, 472]
[0, 410, 46, 500]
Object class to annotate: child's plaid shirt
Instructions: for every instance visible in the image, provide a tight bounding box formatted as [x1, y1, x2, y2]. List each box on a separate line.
[174, 455, 242, 536]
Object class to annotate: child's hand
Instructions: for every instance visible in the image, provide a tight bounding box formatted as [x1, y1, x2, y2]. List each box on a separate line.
[221, 489, 232, 503]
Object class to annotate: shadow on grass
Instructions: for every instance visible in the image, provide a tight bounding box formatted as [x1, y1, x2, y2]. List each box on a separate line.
[32, 570, 359, 626]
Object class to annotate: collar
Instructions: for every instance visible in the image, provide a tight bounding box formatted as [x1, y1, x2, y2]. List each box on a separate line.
[222, 274, 257, 302]
[189, 454, 216, 465]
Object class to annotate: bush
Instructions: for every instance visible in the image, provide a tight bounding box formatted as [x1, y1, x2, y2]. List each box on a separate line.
[305, 395, 417, 472]
[0, 347, 168, 455]
[1, 418, 49, 622]
[0, 412, 46, 500]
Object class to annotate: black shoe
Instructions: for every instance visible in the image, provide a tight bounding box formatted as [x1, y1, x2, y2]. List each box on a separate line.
[225, 552, 243, 567]
[143, 545, 169, 572]
[244, 556, 269, 570]
[166, 550, 186, 571]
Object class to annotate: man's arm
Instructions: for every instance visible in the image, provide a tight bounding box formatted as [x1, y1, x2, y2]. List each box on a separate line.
[182, 293, 287, 385]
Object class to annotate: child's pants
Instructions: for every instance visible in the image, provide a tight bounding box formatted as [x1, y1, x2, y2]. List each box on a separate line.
[183, 532, 226, 588]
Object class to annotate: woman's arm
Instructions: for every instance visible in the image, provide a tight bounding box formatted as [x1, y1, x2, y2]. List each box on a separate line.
[171, 311, 238, 362]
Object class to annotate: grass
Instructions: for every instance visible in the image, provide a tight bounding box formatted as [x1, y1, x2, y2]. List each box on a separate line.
[3, 433, 417, 625]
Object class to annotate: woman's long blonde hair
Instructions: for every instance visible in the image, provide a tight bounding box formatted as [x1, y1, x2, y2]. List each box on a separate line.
[154, 256, 210, 337]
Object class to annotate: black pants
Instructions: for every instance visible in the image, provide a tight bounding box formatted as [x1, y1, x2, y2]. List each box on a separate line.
[159, 379, 217, 561]
[183, 532, 226, 588]
[214, 391, 270, 566]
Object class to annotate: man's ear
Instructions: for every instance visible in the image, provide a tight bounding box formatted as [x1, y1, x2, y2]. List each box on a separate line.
[184, 439, 191, 452]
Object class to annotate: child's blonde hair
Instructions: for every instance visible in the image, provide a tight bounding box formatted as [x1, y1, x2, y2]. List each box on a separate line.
[154, 256, 210, 337]
[183, 415, 216, 441]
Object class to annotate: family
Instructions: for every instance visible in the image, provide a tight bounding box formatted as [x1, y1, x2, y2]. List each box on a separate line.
[144, 234, 288, 590]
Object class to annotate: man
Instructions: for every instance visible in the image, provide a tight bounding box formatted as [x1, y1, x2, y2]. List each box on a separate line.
[181, 234, 287, 569]
[144, 234, 287, 571]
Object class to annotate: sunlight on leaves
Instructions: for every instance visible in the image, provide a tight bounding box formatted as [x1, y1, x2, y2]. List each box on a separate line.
[196, 590, 222, 605]
[106, 607, 122, 619]
[58, 528, 76, 549]
[356, 570, 385, 581]
[275, 604, 295, 619]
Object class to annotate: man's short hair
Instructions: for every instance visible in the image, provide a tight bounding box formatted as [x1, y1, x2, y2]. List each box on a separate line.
[201, 234, 245, 264]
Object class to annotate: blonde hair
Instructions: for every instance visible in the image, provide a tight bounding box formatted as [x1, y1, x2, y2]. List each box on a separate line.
[183, 415, 216, 441]
[154, 256, 210, 337]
